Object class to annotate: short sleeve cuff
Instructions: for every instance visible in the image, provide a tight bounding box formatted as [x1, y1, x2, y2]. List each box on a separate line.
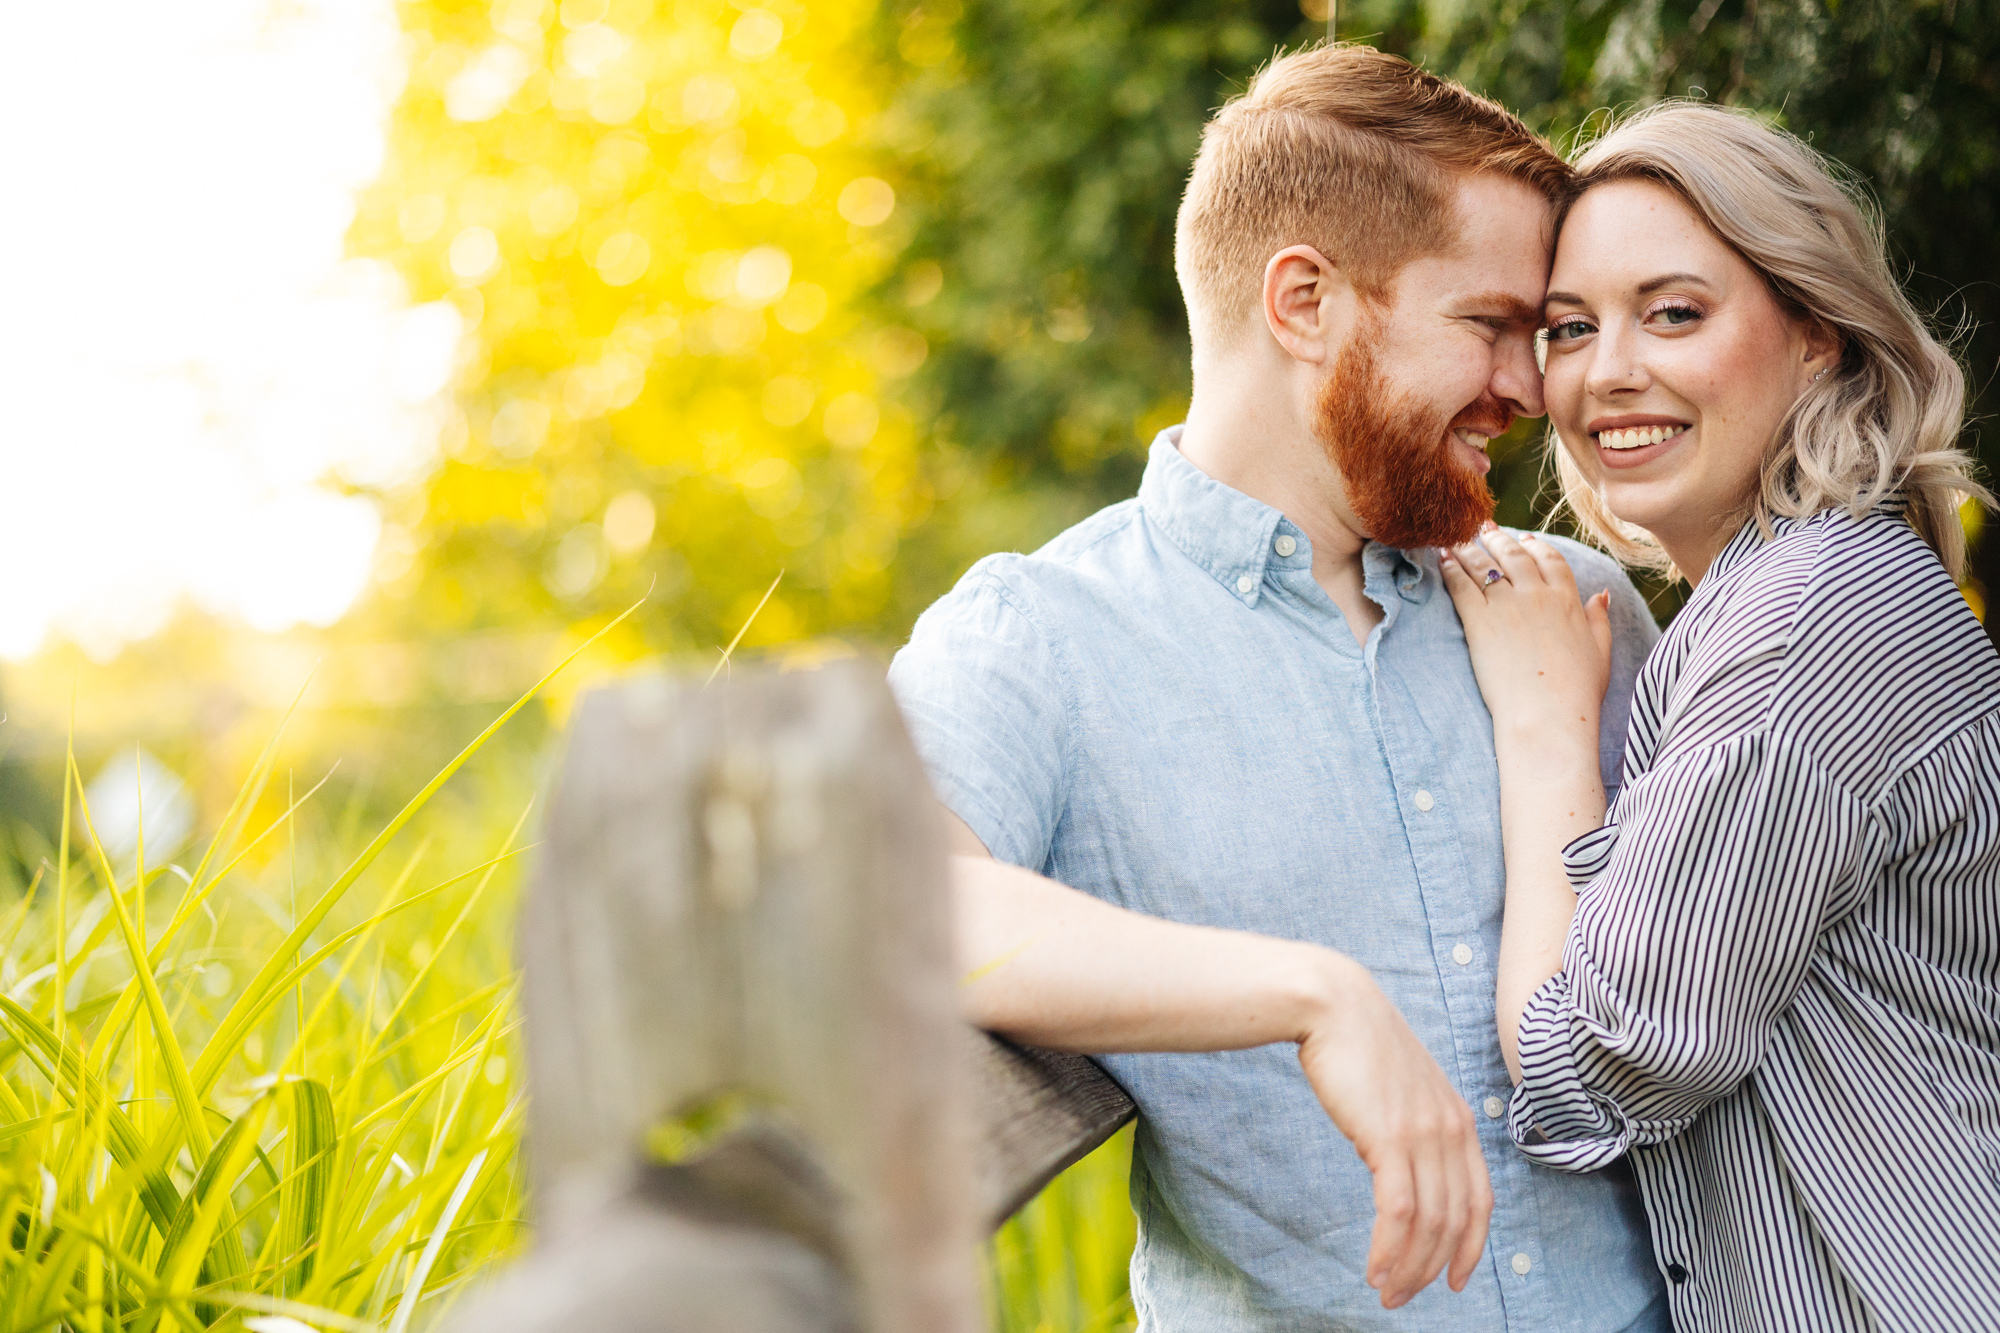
[1507, 971, 1634, 1172]
[930, 772, 1041, 869]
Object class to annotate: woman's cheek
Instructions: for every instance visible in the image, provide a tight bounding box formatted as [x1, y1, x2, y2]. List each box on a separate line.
[1558, 426, 1601, 484]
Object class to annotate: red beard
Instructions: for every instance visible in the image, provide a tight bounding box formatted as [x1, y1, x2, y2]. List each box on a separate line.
[1316, 323, 1503, 550]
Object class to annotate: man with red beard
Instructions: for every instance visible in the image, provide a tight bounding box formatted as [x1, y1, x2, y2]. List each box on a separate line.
[889, 45, 1666, 1332]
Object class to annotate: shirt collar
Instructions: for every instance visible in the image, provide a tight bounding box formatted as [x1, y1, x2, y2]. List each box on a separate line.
[1137, 427, 1429, 606]
[1705, 496, 1907, 584]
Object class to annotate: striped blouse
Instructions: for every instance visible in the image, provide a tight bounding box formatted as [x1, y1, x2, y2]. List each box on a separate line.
[1508, 502, 2000, 1332]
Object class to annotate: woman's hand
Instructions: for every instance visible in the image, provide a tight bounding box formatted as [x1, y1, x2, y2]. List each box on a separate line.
[1441, 526, 1613, 1082]
[1439, 525, 1613, 758]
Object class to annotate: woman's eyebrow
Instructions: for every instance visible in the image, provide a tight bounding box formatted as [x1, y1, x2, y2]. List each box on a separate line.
[1635, 271, 1711, 295]
[1543, 272, 1713, 310]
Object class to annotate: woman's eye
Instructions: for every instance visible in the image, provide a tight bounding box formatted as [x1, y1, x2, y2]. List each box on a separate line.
[1546, 318, 1593, 342]
[1651, 304, 1701, 326]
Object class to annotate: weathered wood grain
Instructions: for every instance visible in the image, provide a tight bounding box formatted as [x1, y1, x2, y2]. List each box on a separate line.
[442, 660, 1138, 1332]
[970, 1034, 1135, 1229]
[514, 660, 978, 1333]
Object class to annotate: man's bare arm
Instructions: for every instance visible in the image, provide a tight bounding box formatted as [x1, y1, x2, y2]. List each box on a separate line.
[956, 844, 1352, 1054]
[943, 808, 1491, 1309]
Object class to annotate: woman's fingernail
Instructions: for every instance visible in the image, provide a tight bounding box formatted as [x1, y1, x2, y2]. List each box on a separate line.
[1480, 519, 1498, 532]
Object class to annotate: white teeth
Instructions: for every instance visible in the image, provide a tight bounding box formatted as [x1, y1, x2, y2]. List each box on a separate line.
[1598, 425, 1687, 451]
[1455, 429, 1491, 451]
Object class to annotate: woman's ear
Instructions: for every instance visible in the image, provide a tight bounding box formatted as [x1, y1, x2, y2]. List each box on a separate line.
[1802, 319, 1844, 379]
[1263, 245, 1357, 366]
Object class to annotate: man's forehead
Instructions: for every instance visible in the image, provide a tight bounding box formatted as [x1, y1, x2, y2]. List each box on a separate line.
[1392, 175, 1555, 309]
[1392, 249, 1550, 315]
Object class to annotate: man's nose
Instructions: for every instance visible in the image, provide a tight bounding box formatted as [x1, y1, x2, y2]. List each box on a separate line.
[1492, 337, 1546, 419]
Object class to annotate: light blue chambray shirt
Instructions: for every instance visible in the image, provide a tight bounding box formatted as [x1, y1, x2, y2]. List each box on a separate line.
[890, 432, 1669, 1331]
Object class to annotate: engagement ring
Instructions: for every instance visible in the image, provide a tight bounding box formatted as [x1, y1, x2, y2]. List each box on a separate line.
[1483, 568, 1505, 585]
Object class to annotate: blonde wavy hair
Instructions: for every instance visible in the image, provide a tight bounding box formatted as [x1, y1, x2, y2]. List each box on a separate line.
[1546, 102, 1985, 580]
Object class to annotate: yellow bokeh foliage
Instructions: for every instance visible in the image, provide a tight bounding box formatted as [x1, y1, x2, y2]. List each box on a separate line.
[353, 0, 933, 660]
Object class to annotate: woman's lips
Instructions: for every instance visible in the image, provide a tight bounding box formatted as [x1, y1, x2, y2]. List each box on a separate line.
[1594, 423, 1689, 469]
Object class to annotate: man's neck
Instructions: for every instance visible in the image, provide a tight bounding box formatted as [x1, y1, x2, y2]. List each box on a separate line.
[1177, 373, 1384, 647]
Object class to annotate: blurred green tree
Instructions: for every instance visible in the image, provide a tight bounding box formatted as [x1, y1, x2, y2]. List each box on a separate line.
[870, 0, 2000, 619]
[354, 0, 1999, 651]
[352, 0, 940, 664]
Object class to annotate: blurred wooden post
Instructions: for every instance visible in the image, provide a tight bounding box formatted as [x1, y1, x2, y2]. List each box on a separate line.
[442, 660, 1132, 1333]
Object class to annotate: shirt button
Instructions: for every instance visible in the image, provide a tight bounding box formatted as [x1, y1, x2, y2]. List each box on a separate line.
[1236, 574, 1256, 594]
[1274, 535, 1297, 557]
[1665, 1261, 1689, 1284]
[1484, 1095, 1505, 1119]
[1451, 942, 1473, 966]
[1413, 789, 1435, 812]
[1511, 1253, 1533, 1276]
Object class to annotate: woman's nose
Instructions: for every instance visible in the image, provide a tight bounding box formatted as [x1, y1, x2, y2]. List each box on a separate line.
[1585, 329, 1649, 398]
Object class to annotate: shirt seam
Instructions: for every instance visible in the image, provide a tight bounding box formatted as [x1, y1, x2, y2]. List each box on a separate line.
[1864, 700, 2000, 811]
[1031, 501, 1146, 570]
[1138, 490, 1274, 596]
[965, 571, 1083, 858]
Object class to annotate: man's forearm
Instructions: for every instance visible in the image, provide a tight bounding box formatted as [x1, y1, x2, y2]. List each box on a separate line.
[947, 830, 1494, 1310]
[954, 854, 1360, 1054]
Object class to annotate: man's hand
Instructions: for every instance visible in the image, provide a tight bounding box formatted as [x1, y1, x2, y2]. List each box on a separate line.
[1298, 955, 1493, 1308]
[952, 834, 1492, 1309]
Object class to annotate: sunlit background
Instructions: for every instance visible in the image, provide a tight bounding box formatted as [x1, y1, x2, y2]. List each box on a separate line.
[1, 0, 456, 659]
[0, 3, 1993, 1328]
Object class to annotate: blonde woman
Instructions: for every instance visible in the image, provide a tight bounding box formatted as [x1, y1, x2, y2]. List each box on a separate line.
[1439, 103, 2000, 1331]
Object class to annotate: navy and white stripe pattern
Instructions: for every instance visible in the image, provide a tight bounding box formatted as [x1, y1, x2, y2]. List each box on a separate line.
[1508, 502, 2000, 1332]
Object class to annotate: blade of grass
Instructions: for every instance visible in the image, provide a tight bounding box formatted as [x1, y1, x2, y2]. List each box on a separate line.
[80, 765, 342, 1084]
[194, 845, 533, 1102]
[348, 803, 531, 1085]
[385, 1148, 487, 1333]
[193, 1288, 378, 1333]
[156, 1104, 266, 1279]
[55, 704, 75, 1052]
[69, 759, 211, 1158]
[706, 569, 783, 686]
[277, 1079, 336, 1294]
[350, 1009, 518, 1136]
[161, 671, 317, 947]
[193, 599, 642, 1099]
[0, 996, 183, 1232]
[157, 1095, 270, 1330]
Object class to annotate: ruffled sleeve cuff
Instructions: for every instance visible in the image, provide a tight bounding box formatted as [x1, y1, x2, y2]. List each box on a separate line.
[1560, 822, 1621, 890]
[1506, 968, 1635, 1172]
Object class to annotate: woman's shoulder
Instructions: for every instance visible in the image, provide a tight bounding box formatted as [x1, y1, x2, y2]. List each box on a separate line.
[1696, 505, 1961, 635]
[1703, 507, 2000, 792]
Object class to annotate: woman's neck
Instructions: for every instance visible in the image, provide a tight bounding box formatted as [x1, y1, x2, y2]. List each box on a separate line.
[1658, 506, 1754, 587]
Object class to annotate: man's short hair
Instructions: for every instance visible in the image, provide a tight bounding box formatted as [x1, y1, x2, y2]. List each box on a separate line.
[1174, 43, 1571, 351]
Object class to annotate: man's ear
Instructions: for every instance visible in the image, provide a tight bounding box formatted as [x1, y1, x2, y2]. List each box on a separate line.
[1263, 245, 1356, 366]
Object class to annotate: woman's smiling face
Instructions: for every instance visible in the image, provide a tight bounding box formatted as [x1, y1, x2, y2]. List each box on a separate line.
[1542, 178, 1833, 578]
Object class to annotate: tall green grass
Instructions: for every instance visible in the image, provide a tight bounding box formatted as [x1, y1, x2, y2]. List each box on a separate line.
[0, 650, 1138, 1331]
[987, 1128, 1138, 1333]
